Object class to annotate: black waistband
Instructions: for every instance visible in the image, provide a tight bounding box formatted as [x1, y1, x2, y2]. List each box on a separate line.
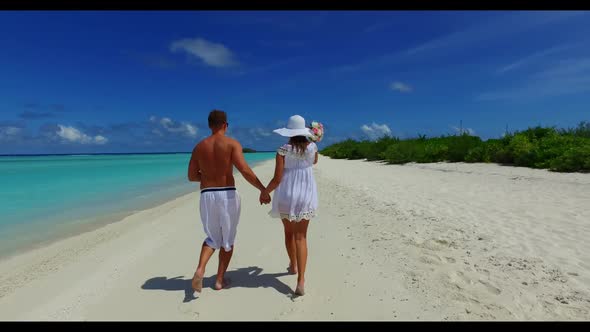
[200, 187, 236, 194]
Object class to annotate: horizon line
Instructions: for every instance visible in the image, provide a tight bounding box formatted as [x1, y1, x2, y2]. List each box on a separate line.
[0, 150, 277, 157]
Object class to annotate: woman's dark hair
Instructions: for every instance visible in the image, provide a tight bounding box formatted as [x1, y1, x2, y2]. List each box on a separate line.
[289, 135, 309, 155]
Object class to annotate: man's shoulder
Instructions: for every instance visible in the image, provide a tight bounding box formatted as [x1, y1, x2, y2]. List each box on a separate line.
[224, 136, 241, 147]
[194, 140, 205, 151]
[193, 137, 210, 152]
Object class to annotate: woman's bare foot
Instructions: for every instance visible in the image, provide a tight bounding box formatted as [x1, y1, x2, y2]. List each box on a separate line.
[287, 264, 298, 275]
[294, 283, 305, 296]
[192, 270, 204, 293]
[214, 277, 231, 290]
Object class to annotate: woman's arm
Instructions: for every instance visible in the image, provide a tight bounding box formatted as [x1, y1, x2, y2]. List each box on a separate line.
[314, 151, 318, 165]
[263, 153, 285, 195]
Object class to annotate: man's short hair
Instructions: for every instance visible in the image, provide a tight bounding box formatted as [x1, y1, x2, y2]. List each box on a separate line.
[208, 109, 227, 128]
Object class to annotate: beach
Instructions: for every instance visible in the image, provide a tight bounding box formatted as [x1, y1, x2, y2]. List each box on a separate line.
[0, 156, 589, 320]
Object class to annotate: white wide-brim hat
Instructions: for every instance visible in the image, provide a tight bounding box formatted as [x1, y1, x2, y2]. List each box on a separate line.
[273, 115, 313, 137]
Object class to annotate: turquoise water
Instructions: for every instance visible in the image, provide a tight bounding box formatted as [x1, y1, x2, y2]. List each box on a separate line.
[0, 152, 274, 258]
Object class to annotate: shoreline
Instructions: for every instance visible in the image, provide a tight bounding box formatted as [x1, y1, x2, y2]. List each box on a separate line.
[0, 189, 202, 303]
[0, 157, 274, 263]
[0, 157, 588, 320]
[0, 186, 199, 264]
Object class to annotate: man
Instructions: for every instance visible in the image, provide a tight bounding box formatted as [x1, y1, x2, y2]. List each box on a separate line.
[188, 109, 270, 293]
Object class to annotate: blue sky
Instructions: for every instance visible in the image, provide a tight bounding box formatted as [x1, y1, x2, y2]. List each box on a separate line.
[1, 10, 589, 154]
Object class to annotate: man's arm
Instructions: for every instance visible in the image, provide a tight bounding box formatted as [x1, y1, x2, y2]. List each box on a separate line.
[231, 140, 266, 191]
[188, 146, 201, 182]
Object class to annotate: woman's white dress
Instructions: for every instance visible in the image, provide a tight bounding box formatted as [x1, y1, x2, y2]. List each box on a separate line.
[269, 142, 318, 222]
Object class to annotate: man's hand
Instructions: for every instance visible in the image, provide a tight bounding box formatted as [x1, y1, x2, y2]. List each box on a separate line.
[188, 146, 201, 182]
[259, 190, 271, 205]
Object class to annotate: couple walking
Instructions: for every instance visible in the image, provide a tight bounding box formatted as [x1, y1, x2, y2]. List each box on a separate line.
[187, 110, 319, 296]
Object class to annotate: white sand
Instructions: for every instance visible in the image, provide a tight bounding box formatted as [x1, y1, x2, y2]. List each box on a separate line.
[0, 157, 589, 320]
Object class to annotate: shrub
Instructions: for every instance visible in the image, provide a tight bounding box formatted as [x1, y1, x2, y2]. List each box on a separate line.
[320, 123, 590, 172]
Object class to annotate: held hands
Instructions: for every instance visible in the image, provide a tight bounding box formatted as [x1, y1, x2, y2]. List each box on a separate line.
[259, 190, 271, 205]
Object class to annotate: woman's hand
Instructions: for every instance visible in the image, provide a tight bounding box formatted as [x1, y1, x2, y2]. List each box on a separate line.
[259, 190, 271, 205]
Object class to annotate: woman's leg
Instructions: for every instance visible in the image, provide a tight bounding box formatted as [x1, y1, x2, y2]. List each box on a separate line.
[293, 219, 310, 295]
[282, 219, 297, 274]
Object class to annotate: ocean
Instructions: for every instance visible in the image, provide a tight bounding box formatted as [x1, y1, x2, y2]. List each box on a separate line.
[0, 152, 275, 260]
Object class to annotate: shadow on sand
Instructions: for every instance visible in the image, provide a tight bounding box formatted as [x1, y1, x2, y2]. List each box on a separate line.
[141, 266, 293, 303]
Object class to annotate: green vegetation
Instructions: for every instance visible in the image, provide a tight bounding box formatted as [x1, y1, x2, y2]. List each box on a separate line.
[243, 148, 257, 153]
[320, 122, 590, 173]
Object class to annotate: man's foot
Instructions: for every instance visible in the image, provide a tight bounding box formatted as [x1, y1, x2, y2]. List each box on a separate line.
[214, 278, 231, 290]
[192, 270, 204, 293]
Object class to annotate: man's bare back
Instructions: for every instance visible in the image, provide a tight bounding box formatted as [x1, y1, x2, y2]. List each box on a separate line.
[190, 135, 237, 189]
[188, 127, 269, 197]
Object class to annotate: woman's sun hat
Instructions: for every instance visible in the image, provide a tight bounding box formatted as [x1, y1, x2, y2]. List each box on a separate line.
[273, 115, 313, 138]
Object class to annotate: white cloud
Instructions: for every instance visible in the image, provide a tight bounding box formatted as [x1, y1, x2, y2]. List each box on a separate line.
[94, 135, 107, 144]
[451, 126, 476, 135]
[250, 127, 272, 138]
[404, 11, 585, 57]
[497, 42, 584, 75]
[478, 58, 590, 101]
[224, 125, 285, 150]
[170, 37, 238, 68]
[333, 11, 588, 74]
[390, 81, 413, 93]
[160, 117, 173, 127]
[0, 126, 23, 141]
[361, 123, 392, 140]
[534, 58, 590, 79]
[0, 126, 22, 136]
[56, 125, 108, 145]
[57, 125, 83, 141]
[228, 127, 272, 142]
[150, 116, 198, 138]
[183, 123, 198, 137]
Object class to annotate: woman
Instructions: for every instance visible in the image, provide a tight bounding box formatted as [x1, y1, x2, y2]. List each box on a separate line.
[261, 115, 318, 296]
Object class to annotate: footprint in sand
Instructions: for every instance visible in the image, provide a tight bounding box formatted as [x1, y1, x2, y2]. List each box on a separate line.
[427, 238, 456, 250]
[478, 279, 502, 295]
[178, 303, 200, 318]
[290, 295, 305, 303]
[419, 253, 443, 265]
[444, 257, 456, 263]
[451, 271, 474, 285]
[279, 306, 297, 316]
[420, 253, 457, 266]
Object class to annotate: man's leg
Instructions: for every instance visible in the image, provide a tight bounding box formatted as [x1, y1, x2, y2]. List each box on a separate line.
[214, 189, 240, 290]
[192, 241, 215, 292]
[194, 193, 218, 293]
[215, 245, 233, 290]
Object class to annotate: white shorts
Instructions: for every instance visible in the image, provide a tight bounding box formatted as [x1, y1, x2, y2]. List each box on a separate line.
[199, 186, 241, 252]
